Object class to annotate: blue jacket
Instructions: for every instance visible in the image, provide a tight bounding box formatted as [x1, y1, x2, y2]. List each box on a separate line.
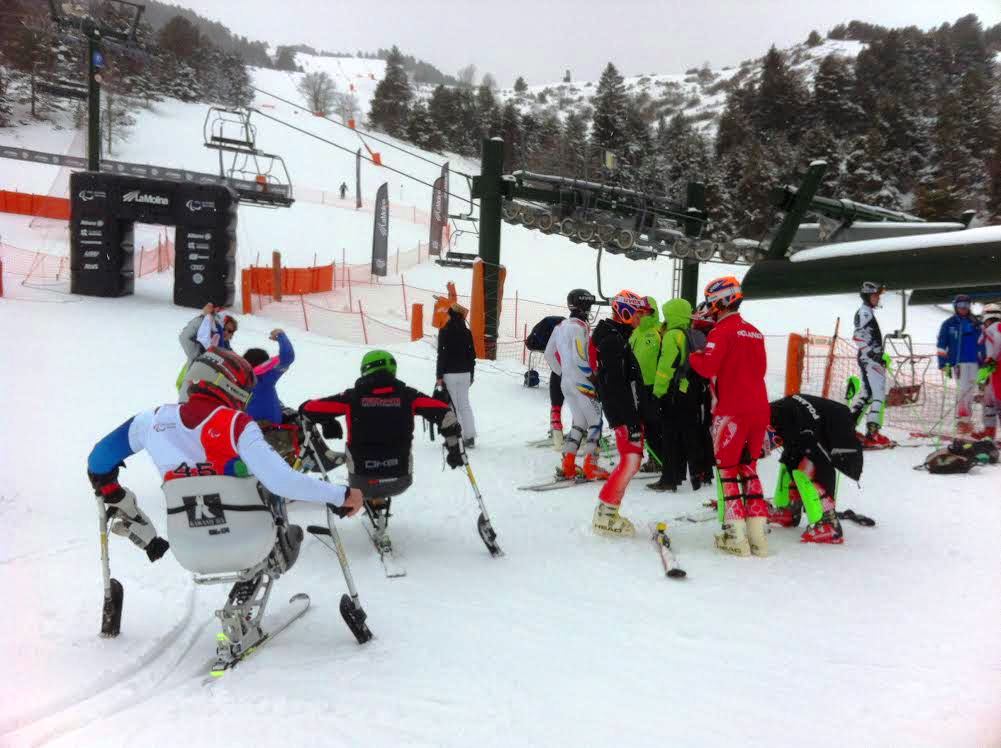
[247, 333, 295, 422]
[936, 314, 983, 368]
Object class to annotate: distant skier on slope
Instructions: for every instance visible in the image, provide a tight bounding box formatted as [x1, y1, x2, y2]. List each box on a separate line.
[87, 348, 362, 655]
[937, 294, 984, 437]
[976, 303, 1001, 441]
[851, 281, 893, 448]
[544, 289, 607, 481]
[767, 394, 863, 544]
[588, 290, 652, 536]
[299, 350, 463, 554]
[688, 277, 770, 557]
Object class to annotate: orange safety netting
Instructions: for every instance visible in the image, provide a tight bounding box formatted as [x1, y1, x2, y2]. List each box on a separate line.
[0, 190, 71, 221]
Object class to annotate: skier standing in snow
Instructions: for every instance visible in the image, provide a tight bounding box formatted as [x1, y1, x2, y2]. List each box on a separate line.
[851, 281, 892, 448]
[649, 297, 706, 492]
[688, 277, 770, 557]
[976, 303, 1001, 441]
[689, 302, 716, 487]
[300, 350, 464, 551]
[936, 294, 984, 436]
[767, 394, 863, 544]
[588, 290, 651, 536]
[525, 313, 568, 448]
[436, 304, 477, 448]
[544, 289, 607, 481]
[629, 295, 663, 472]
[177, 304, 237, 398]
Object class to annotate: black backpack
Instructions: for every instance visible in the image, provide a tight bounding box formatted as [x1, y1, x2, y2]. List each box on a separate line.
[667, 327, 707, 395]
[922, 448, 975, 474]
[526, 316, 566, 352]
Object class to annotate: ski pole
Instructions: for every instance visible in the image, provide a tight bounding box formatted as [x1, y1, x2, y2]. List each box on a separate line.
[299, 420, 373, 644]
[95, 496, 124, 637]
[459, 445, 504, 557]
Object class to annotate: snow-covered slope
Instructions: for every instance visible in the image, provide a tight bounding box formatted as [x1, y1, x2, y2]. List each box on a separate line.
[497, 39, 866, 134]
[1, 272, 1000, 748]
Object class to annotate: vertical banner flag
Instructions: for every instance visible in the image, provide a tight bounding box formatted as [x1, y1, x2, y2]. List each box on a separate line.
[355, 148, 362, 209]
[429, 175, 445, 256]
[371, 182, 389, 276]
[441, 161, 450, 232]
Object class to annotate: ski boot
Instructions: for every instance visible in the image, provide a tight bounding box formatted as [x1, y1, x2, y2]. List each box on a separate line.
[746, 516, 769, 557]
[214, 573, 272, 673]
[582, 454, 609, 481]
[646, 479, 677, 492]
[592, 501, 635, 537]
[690, 471, 712, 491]
[768, 501, 802, 528]
[800, 511, 844, 544]
[557, 453, 582, 480]
[714, 519, 751, 557]
[861, 423, 894, 449]
[971, 425, 997, 441]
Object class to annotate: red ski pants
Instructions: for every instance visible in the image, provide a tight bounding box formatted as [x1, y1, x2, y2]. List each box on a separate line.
[598, 425, 643, 507]
[712, 414, 768, 520]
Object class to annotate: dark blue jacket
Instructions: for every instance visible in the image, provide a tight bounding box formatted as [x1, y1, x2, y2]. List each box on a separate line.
[247, 333, 295, 422]
[936, 314, 983, 368]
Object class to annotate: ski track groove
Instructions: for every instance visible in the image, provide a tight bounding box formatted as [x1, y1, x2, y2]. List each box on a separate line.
[0, 583, 203, 745]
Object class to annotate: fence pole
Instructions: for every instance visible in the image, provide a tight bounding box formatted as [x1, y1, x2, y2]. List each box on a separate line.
[821, 317, 841, 399]
[301, 295, 310, 331]
[514, 290, 519, 337]
[522, 323, 528, 365]
[358, 299, 369, 344]
[347, 266, 353, 310]
[341, 248, 346, 288]
[395, 247, 400, 275]
[401, 275, 408, 320]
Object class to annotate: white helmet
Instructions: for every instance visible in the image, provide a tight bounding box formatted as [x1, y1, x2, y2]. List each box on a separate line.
[983, 302, 1001, 324]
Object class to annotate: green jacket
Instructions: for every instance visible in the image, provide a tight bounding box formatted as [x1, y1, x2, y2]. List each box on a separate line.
[629, 296, 661, 386]
[653, 298, 692, 398]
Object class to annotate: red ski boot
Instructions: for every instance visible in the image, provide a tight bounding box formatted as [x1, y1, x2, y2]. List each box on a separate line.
[582, 454, 610, 481]
[768, 502, 802, 528]
[800, 512, 844, 544]
[862, 424, 894, 449]
[971, 426, 997, 441]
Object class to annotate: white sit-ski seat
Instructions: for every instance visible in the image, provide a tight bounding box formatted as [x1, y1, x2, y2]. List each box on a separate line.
[163, 476, 276, 574]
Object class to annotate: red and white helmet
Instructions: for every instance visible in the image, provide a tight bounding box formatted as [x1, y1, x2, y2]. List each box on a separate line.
[187, 348, 257, 410]
[982, 302, 1001, 325]
[610, 290, 651, 324]
[704, 276, 743, 317]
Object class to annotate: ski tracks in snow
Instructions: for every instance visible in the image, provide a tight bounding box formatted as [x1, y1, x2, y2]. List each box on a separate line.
[1, 584, 210, 746]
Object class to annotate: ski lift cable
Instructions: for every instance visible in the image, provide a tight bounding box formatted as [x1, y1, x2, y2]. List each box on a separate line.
[249, 106, 477, 206]
[250, 84, 475, 178]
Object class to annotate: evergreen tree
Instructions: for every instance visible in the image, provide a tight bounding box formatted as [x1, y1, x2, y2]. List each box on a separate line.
[591, 62, 629, 156]
[753, 46, 807, 142]
[812, 54, 864, 134]
[500, 101, 522, 171]
[406, 100, 444, 152]
[562, 111, 588, 175]
[513, 76, 528, 94]
[368, 45, 412, 138]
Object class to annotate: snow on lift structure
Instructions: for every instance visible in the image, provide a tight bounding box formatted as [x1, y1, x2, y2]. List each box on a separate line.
[203, 107, 294, 208]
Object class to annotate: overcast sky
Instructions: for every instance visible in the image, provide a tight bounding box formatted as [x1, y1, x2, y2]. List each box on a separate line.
[176, 0, 1001, 85]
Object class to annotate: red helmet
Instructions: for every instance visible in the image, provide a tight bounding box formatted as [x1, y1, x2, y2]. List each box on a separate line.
[610, 290, 650, 324]
[187, 348, 257, 410]
[704, 276, 743, 317]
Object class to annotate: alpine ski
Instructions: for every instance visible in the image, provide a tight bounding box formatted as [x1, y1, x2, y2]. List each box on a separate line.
[207, 593, 311, 680]
[650, 522, 687, 579]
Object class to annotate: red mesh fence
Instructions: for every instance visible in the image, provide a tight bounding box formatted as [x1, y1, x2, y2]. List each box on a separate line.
[796, 331, 966, 438]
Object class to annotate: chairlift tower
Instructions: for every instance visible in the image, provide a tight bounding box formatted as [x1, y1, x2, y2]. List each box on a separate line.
[48, 0, 147, 172]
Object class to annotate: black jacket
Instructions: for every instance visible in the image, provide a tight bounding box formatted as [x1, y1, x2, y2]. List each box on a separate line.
[770, 395, 863, 493]
[300, 372, 450, 478]
[590, 318, 645, 430]
[436, 312, 476, 379]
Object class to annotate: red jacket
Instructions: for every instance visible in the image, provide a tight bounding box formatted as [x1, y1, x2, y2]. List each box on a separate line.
[688, 312, 768, 419]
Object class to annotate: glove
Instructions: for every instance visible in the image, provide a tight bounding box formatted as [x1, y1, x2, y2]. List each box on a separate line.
[867, 350, 884, 365]
[145, 537, 170, 563]
[978, 360, 996, 385]
[626, 423, 643, 443]
[321, 419, 344, 440]
[101, 485, 164, 561]
[943, 364, 952, 379]
[88, 467, 125, 502]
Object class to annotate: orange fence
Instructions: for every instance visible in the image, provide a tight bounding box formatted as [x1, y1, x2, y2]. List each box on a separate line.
[136, 235, 175, 277]
[244, 263, 334, 297]
[0, 190, 71, 220]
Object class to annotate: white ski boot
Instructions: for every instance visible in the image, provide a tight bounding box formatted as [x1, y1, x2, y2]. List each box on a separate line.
[746, 516, 769, 557]
[592, 501, 635, 537]
[714, 519, 751, 557]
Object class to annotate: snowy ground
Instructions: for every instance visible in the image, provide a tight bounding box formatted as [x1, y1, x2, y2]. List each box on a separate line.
[2, 50, 1000, 746]
[2, 271, 1000, 748]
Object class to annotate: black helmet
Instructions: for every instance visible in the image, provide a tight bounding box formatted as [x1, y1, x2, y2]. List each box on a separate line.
[860, 281, 885, 304]
[567, 288, 596, 314]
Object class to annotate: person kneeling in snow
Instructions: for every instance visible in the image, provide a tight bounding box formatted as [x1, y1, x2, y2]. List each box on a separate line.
[299, 350, 463, 550]
[767, 394, 863, 544]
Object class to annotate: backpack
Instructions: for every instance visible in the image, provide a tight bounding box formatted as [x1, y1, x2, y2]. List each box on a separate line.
[526, 316, 566, 352]
[523, 369, 540, 388]
[948, 438, 999, 465]
[668, 327, 707, 395]
[922, 448, 975, 474]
